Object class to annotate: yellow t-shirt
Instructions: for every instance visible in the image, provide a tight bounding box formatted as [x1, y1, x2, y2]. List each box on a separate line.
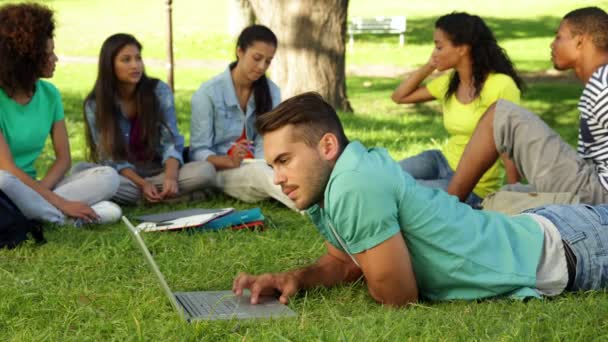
[426, 72, 520, 197]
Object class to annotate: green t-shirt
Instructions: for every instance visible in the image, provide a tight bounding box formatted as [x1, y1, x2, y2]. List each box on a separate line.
[0, 80, 65, 178]
[307, 141, 544, 301]
[426, 72, 521, 197]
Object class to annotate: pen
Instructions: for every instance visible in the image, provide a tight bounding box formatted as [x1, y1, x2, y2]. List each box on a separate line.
[231, 141, 254, 151]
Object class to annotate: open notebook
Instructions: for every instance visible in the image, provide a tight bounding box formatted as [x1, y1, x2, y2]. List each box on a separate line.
[136, 208, 234, 232]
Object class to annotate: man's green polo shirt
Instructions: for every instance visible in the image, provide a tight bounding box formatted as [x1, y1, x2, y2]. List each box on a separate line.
[306, 141, 544, 300]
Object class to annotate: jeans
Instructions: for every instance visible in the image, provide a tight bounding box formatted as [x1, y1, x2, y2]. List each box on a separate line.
[74, 161, 217, 205]
[525, 204, 608, 291]
[0, 166, 119, 224]
[399, 149, 482, 207]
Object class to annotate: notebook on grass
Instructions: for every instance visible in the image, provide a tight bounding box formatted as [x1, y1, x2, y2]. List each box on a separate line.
[199, 208, 264, 231]
[136, 208, 234, 232]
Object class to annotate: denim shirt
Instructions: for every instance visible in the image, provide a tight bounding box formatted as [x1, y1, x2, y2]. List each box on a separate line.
[84, 80, 184, 174]
[189, 66, 281, 162]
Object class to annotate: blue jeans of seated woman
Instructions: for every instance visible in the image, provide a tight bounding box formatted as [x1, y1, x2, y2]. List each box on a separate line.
[525, 204, 608, 291]
[399, 149, 482, 207]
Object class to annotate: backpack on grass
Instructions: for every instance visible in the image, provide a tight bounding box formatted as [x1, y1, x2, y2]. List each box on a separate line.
[0, 190, 45, 249]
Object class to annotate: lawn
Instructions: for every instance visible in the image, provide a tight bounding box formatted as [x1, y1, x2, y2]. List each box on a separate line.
[1, 0, 608, 340]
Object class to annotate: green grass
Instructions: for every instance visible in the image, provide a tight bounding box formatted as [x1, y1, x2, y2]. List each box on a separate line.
[2, 0, 608, 340]
[3, 62, 602, 340]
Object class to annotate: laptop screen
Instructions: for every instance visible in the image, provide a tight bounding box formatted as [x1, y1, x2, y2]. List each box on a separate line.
[122, 216, 186, 320]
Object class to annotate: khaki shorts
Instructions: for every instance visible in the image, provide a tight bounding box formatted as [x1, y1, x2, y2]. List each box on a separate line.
[481, 190, 580, 215]
[493, 99, 608, 204]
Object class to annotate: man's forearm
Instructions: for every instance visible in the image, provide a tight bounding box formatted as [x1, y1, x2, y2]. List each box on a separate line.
[290, 253, 362, 290]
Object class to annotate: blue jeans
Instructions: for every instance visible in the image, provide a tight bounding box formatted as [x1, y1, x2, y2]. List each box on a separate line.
[525, 204, 608, 291]
[399, 150, 482, 207]
[0, 166, 119, 224]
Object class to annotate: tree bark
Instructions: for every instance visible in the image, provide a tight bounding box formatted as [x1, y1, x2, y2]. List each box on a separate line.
[228, 0, 256, 37]
[249, 0, 353, 112]
[165, 0, 174, 90]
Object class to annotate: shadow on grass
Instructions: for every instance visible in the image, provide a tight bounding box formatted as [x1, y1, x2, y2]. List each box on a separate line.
[350, 16, 561, 45]
[340, 106, 445, 152]
[347, 75, 401, 93]
[522, 81, 582, 145]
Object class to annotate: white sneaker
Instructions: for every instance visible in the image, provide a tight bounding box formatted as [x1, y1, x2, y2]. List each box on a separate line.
[91, 201, 122, 224]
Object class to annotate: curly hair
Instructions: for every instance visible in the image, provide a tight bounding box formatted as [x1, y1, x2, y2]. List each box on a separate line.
[0, 3, 55, 96]
[435, 12, 525, 101]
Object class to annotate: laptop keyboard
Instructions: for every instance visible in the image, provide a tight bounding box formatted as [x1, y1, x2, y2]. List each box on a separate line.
[176, 292, 237, 317]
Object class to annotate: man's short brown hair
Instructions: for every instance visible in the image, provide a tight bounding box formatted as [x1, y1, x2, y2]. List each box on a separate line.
[255, 92, 349, 149]
[564, 7, 608, 52]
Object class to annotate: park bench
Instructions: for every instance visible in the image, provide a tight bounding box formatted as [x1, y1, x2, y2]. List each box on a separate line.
[347, 16, 407, 47]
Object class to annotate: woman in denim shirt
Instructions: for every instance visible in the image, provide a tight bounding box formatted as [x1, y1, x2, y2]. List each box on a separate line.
[82, 33, 216, 205]
[190, 25, 296, 210]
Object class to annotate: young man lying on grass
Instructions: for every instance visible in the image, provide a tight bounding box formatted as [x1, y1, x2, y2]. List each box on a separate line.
[232, 92, 608, 307]
[448, 7, 608, 204]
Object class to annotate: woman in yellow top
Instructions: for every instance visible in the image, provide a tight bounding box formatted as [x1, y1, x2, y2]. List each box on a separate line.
[391, 12, 524, 206]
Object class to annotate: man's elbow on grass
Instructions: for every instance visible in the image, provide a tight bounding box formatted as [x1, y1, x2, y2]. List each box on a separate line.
[368, 285, 418, 307]
[366, 272, 419, 307]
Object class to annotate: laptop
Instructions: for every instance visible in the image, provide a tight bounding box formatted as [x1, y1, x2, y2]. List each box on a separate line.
[122, 216, 297, 322]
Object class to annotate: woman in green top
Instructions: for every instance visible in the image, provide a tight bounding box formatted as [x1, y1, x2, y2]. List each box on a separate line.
[0, 3, 120, 225]
[391, 12, 524, 206]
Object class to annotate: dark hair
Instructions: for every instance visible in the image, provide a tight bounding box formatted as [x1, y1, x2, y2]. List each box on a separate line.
[84, 33, 165, 163]
[255, 92, 349, 150]
[435, 12, 525, 100]
[564, 7, 608, 52]
[0, 3, 55, 96]
[231, 24, 278, 116]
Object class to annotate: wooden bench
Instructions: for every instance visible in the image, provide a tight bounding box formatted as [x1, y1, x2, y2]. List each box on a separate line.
[348, 16, 407, 47]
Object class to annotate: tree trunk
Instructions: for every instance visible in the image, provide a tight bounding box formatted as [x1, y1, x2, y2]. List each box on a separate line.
[228, 0, 256, 37]
[249, 0, 353, 112]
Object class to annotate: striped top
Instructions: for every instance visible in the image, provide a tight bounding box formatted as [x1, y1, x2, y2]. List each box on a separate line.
[578, 64, 608, 190]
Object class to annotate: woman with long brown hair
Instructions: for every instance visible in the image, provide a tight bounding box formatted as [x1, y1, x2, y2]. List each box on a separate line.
[83, 33, 215, 204]
[189, 25, 295, 210]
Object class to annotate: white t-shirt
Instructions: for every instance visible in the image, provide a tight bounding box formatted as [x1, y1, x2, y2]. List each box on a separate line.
[525, 213, 568, 296]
